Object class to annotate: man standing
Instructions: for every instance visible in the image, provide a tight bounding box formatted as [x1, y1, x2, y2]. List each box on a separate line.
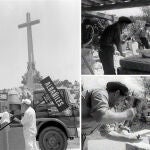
[14, 99, 38, 150]
[99, 16, 132, 74]
[82, 82, 142, 150]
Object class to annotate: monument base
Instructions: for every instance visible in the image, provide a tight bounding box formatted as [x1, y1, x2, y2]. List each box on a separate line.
[117, 67, 150, 75]
[118, 55, 150, 74]
[120, 56, 150, 73]
[88, 138, 150, 150]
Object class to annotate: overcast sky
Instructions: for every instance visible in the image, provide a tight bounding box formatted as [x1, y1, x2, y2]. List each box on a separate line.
[0, 0, 80, 89]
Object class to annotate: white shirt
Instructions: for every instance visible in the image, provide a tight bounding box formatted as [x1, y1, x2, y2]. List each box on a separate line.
[21, 107, 37, 136]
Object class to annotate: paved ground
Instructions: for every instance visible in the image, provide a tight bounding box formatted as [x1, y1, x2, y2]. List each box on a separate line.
[0, 127, 80, 150]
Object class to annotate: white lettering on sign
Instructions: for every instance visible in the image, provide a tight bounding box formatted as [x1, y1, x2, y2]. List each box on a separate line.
[45, 81, 64, 107]
[41, 76, 69, 112]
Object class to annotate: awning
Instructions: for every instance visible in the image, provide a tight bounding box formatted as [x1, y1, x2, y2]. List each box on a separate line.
[82, 0, 150, 11]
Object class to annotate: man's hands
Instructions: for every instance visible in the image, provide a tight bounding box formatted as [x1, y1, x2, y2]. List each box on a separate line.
[13, 117, 21, 124]
[114, 50, 126, 57]
[114, 51, 121, 56]
[118, 127, 143, 143]
[105, 130, 143, 143]
[9, 114, 21, 124]
[128, 134, 143, 143]
[119, 125, 131, 133]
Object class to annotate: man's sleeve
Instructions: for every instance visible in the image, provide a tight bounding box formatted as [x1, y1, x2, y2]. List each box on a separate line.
[21, 112, 31, 126]
[113, 27, 122, 52]
[90, 90, 109, 121]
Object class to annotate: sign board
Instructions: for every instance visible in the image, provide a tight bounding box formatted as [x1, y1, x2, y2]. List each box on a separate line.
[42, 94, 53, 105]
[0, 93, 7, 101]
[41, 76, 69, 112]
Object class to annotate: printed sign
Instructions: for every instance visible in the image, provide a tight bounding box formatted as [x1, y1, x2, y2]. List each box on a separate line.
[0, 93, 7, 101]
[41, 76, 69, 112]
[42, 94, 53, 105]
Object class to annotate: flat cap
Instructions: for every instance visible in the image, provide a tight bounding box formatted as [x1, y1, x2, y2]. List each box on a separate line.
[118, 16, 132, 24]
[22, 99, 31, 105]
[106, 82, 129, 96]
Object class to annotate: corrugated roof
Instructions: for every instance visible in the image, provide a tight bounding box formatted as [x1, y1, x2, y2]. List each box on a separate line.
[82, 0, 150, 11]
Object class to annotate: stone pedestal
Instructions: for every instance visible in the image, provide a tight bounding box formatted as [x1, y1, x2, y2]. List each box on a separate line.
[126, 137, 150, 150]
[126, 144, 150, 150]
[88, 138, 150, 150]
[88, 139, 126, 150]
[118, 56, 150, 74]
[117, 67, 150, 75]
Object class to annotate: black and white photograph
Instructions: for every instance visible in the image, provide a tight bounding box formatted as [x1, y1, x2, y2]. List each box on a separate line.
[82, 0, 150, 75]
[0, 0, 80, 150]
[3, 0, 150, 150]
[82, 76, 150, 150]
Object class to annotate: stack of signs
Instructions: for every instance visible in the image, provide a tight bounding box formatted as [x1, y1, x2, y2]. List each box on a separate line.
[41, 76, 69, 112]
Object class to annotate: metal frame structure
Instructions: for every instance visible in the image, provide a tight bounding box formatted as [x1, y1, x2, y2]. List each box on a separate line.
[82, 0, 150, 11]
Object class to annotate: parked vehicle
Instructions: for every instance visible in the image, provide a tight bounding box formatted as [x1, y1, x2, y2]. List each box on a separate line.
[33, 88, 79, 150]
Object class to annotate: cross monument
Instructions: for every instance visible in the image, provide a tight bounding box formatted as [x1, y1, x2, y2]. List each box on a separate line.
[18, 12, 42, 91]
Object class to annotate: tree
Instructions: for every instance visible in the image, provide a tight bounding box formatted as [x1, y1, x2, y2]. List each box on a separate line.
[62, 80, 72, 88]
[141, 76, 150, 98]
[53, 79, 62, 87]
[141, 6, 150, 22]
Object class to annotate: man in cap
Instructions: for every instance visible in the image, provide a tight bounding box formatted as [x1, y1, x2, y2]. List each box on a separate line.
[14, 99, 38, 150]
[82, 81, 142, 150]
[99, 16, 132, 74]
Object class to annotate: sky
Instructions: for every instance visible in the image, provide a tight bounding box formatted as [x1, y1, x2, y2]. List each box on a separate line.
[0, 0, 80, 89]
[82, 76, 146, 96]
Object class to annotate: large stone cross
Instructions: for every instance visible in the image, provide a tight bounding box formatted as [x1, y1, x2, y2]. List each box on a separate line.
[18, 12, 40, 91]
[18, 12, 40, 67]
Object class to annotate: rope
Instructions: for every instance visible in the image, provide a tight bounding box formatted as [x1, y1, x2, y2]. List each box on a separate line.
[0, 113, 23, 131]
[0, 121, 13, 131]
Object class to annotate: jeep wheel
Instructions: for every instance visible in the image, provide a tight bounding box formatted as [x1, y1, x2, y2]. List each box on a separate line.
[39, 126, 67, 150]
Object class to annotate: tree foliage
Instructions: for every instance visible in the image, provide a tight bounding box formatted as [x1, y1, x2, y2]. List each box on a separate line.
[141, 6, 150, 22]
